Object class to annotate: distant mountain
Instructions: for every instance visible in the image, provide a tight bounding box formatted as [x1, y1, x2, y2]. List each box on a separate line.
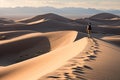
[0, 7, 120, 19]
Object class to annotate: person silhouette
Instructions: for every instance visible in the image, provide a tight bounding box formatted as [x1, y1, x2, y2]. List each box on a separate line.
[86, 23, 92, 38]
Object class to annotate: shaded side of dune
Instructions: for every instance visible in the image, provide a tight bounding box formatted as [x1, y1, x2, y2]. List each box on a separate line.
[0, 37, 88, 80]
[0, 31, 77, 66]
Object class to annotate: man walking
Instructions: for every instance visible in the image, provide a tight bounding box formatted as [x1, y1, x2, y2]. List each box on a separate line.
[86, 23, 92, 38]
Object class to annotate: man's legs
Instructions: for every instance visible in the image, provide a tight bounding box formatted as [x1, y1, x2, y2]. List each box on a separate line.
[87, 30, 91, 38]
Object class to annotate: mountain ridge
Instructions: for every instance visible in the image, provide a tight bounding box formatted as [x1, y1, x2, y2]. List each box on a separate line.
[0, 7, 120, 19]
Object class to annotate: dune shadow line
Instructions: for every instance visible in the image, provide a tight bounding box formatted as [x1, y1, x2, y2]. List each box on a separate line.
[0, 37, 51, 66]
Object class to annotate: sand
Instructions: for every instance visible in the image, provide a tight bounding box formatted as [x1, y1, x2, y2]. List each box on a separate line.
[101, 35, 120, 46]
[0, 31, 88, 80]
[0, 31, 120, 80]
[0, 31, 77, 66]
[0, 13, 120, 80]
[39, 38, 120, 80]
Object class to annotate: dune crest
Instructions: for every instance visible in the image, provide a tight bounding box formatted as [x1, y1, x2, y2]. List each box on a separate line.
[0, 31, 77, 66]
[0, 37, 88, 80]
[0, 12, 120, 80]
[17, 13, 72, 23]
[39, 38, 120, 80]
[27, 19, 48, 25]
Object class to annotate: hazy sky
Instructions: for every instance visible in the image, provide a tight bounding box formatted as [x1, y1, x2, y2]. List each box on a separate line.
[0, 0, 120, 9]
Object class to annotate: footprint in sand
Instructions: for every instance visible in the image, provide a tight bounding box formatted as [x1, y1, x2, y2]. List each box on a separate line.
[72, 66, 85, 75]
[94, 42, 99, 46]
[85, 52, 90, 55]
[76, 76, 88, 80]
[43, 38, 100, 80]
[93, 50, 101, 55]
[84, 58, 90, 61]
[72, 66, 84, 70]
[87, 55, 97, 60]
[83, 65, 93, 70]
[47, 76, 60, 79]
[64, 73, 74, 80]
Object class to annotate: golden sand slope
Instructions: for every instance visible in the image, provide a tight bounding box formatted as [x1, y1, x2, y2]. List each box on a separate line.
[83, 39, 120, 80]
[0, 31, 77, 66]
[101, 35, 120, 46]
[0, 35, 88, 80]
[39, 38, 120, 80]
[0, 30, 120, 80]
[0, 30, 37, 40]
[43, 31, 78, 50]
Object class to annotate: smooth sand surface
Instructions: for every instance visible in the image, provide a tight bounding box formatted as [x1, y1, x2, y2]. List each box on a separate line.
[0, 31, 77, 66]
[82, 39, 120, 80]
[0, 31, 120, 80]
[39, 38, 120, 80]
[27, 19, 47, 25]
[0, 30, 37, 40]
[0, 30, 120, 80]
[92, 33, 120, 46]
[0, 36, 88, 80]
[0, 13, 120, 80]
[101, 35, 120, 46]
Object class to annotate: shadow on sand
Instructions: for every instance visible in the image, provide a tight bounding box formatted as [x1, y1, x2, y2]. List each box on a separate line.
[0, 37, 51, 66]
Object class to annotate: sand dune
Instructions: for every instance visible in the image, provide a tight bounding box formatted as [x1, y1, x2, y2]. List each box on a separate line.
[40, 38, 120, 80]
[43, 31, 77, 50]
[1, 30, 119, 80]
[0, 32, 44, 66]
[1, 13, 119, 34]
[0, 13, 120, 80]
[83, 39, 120, 80]
[101, 35, 120, 46]
[92, 33, 120, 46]
[0, 30, 37, 40]
[0, 36, 88, 80]
[0, 31, 77, 66]
[75, 13, 120, 34]
[0, 18, 77, 32]
[90, 13, 120, 20]
[0, 18, 14, 24]
[17, 13, 72, 23]
[27, 19, 48, 25]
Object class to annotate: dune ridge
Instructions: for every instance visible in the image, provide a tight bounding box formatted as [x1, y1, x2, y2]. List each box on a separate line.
[17, 13, 72, 23]
[39, 38, 120, 80]
[0, 37, 88, 80]
[0, 12, 120, 80]
[0, 31, 77, 66]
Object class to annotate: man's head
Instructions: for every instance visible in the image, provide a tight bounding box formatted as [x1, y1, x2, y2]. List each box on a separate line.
[88, 22, 91, 25]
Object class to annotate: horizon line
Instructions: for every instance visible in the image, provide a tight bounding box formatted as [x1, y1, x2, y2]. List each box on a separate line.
[0, 6, 120, 10]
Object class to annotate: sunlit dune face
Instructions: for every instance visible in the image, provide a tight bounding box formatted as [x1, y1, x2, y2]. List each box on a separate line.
[27, 19, 47, 25]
